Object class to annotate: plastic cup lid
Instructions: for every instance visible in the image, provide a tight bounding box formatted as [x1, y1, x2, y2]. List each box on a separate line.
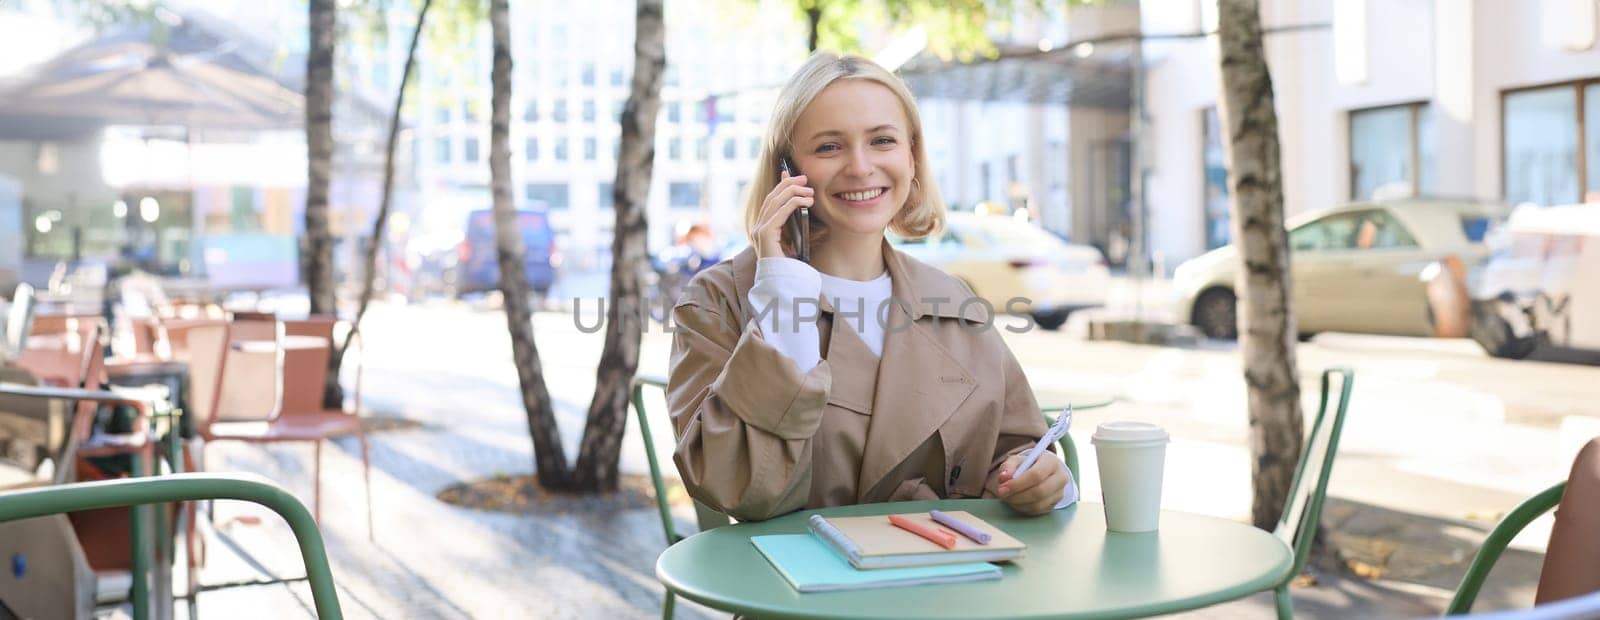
[1091, 420, 1170, 444]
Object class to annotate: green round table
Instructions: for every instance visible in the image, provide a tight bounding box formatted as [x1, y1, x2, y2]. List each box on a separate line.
[656, 499, 1292, 620]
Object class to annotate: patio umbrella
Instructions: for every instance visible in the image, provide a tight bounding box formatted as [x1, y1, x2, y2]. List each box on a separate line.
[0, 29, 302, 139]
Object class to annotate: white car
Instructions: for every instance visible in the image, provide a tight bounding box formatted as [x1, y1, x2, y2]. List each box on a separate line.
[890, 212, 1110, 330]
[1171, 198, 1507, 339]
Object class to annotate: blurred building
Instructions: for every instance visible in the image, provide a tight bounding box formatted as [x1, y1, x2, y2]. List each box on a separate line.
[905, 0, 1600, 272]
[1142, 0, 1600, 267]
[899, 1, 1141, 264]
[357, 0, 809, 272]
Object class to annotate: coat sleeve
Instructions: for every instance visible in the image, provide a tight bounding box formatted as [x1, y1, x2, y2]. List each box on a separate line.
[667, 289, 832, 521]
[982, 343, 1054, 497]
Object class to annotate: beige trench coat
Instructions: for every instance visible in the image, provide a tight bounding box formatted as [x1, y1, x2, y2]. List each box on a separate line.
[667, 240, 1050, 522]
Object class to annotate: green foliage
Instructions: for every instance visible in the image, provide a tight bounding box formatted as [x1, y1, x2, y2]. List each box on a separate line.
[790, 0, 1046, 62]
[347, 0, 482, 115]
[53, 0, 172, 44]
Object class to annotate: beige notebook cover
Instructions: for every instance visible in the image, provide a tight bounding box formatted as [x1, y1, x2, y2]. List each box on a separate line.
[807, 511, 1026, 569]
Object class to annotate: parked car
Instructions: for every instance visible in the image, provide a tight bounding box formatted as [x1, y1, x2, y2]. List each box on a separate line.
[1465, 203, 1600, 359]
[1171, 198, 1508, 339]
[457, 208, 558, 297]
[890, 212, 1110, 330]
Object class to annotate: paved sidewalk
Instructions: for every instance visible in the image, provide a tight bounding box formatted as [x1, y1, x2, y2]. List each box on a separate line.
[172, 302, 1565, 618]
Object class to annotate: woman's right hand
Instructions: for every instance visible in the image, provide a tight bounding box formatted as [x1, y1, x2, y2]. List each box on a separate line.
[753, 170, 814, 260]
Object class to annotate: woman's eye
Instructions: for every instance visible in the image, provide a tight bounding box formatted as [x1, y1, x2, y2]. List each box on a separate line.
[814, 143, 839, 153]
[872, 137, 897, 146]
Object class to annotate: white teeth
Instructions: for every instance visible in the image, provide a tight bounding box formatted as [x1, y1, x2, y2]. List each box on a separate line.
[837, 188, 884, 202]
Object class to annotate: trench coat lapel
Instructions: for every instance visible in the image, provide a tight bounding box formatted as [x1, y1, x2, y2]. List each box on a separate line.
[856, 242, 980, 498]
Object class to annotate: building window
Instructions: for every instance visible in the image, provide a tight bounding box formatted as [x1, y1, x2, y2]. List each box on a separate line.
[599, 182, 615, 209]
[525, 137, 539, 162]
[435, 137, 451, 164]
[669, 101, 682, 123]
[435, 105, 450, 124]
[669, 137, 682, 160]
[1502, 81, 1600, 206]
[611, 138, 620, 160]
[464, 137, 480, 163]
[749, 137, 761, 159]
[583, 99, 596, 123]
[462, 101, 478, 123]
[670, 182, 701, 207]
[524, 100, 539, 122]
[610, 68, 624, 87]
[612, 100, 625, 122]
[525, 183, 570, 210]
[1202, 108, 1230, 249]
[1349, 102, 1431, 201]
[555, 137, 569, 161]
[554, 99, 568, 122]
[582, 62, 596, 86]
[583, 137, 597, 160]
[695, 137, 707, 161]
[723, 137, 737, 159]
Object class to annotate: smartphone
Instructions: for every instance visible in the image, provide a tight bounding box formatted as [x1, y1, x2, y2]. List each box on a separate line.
[781, 157, 810, 263]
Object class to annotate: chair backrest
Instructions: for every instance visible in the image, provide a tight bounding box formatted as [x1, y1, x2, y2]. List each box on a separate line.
[0, 473, 343, 618]
[1273, 367, 1355, 587]
[1447, 482, 1567, 615]
[229, 311, 277, 342]
[62, 325, 107, 478]
[158, 318, 226, 360]
[279, 317, 337, 416]
[214, 317, 283, 421]
[184, 323, 232, 435]
[631, 374, 730, 546]
[4, 282, 34, 358]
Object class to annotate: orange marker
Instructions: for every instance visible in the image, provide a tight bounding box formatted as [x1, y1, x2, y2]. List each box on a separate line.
[888, 514, 957, 549]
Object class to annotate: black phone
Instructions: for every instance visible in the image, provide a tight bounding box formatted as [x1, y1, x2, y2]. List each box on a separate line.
[781, 157, 810, 263]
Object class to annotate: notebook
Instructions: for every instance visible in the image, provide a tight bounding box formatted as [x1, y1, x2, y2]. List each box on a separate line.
[807, 511, 1026, 569]
[751, 534, 1001, 593]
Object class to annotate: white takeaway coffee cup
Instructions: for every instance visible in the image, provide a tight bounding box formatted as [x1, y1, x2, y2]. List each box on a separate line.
[1092, 421, 1170, 533]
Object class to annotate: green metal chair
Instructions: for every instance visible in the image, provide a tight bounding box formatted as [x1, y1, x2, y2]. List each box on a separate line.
[0, 472, 343, 619]
[633, 373, 736, 620]
[1445, 482, 1566, 616]
[1270, 366, 1356, 619]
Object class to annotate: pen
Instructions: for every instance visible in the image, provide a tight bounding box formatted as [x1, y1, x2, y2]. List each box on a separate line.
[929, 510, 990, 545]
[888, 514, 957, 549]
[1014, 405, 1072, 476]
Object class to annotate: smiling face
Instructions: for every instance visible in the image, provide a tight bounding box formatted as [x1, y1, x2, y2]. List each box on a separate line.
[788, 79, 915, 243]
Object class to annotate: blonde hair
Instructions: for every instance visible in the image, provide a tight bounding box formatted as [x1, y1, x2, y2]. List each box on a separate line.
[742, 52, 946, 252]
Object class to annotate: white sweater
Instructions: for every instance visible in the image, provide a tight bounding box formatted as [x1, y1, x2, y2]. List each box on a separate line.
[746, 257, 890, 373]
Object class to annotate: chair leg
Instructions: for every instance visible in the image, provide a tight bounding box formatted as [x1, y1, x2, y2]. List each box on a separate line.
[130, 448, 151, 620]
[1275, 585, 1294, 619]
[662, 590, 674, 620]
[313, 440, 323, 524]
[359, 427, 374, 542]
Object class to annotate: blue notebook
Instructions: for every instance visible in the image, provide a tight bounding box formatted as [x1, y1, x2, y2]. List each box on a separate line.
[751, 534, 1001, 593]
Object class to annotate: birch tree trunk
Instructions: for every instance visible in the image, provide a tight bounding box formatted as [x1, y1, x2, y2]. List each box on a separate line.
[304, 0, 337, 318]
[571, 0, 667, 492]
[490, 0, 570, 488]
[1215, 0, 1304, 530]
[339, 0, 435, 384]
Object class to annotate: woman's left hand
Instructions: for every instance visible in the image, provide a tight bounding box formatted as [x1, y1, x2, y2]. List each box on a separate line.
[997, 453, 1071, 516]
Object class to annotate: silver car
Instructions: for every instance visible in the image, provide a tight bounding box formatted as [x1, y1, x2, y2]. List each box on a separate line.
[891, 212, 1109, 330]
[1172, 199, 1507, 339]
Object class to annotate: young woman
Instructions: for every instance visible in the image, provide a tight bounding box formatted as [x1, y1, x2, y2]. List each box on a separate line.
[667, 52, 1073, 522]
